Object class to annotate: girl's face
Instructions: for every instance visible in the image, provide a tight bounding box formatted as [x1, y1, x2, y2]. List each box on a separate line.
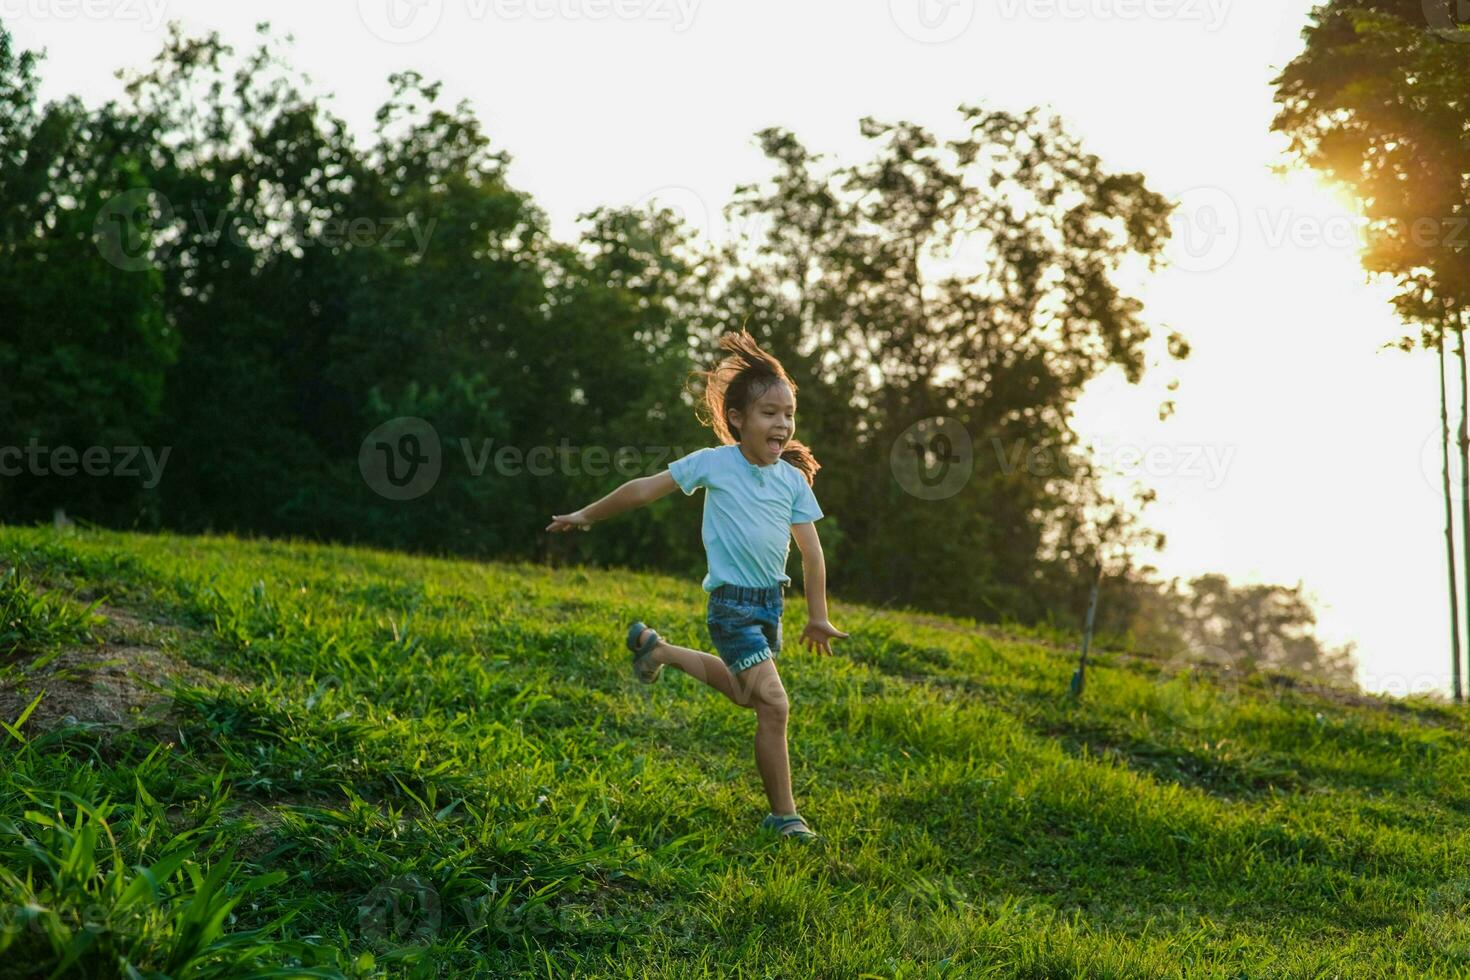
[730, 381, 796, 464]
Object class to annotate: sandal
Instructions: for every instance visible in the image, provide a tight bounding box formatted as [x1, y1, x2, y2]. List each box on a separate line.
[759, 812, 818, 841]
[626, 621, 664, 683]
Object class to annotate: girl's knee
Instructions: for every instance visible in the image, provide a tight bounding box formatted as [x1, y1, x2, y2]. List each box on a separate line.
[740, 662, 788, 718]
[755, 691, 789, 723]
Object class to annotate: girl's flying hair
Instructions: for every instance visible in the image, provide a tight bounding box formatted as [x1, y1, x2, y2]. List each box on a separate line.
[685, 328, 821, 486]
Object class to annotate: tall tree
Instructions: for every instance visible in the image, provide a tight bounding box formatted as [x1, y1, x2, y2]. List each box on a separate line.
[1436, 297, 1463, 700]
[705, 106, 1186, 628]
[0, 22, 177, 525]
[1272, 0, 1470, 699]
[101, 25, 707, 559]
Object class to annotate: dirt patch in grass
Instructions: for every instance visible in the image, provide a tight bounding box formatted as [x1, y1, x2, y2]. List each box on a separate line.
[0, 600, 232, 739]
[219, 800, 296, 863]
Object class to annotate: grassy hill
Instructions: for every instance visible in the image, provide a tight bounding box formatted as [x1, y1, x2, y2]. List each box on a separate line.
[1, 525, 1467, 978]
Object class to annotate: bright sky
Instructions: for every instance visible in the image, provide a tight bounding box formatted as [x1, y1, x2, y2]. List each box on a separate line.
[10, 0, 1458, 697]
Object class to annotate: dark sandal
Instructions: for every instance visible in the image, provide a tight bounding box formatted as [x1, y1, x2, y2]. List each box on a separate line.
[626, 621, 664, 683]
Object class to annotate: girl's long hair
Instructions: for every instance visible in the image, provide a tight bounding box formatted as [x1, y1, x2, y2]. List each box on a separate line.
[684, 329, 821, 486]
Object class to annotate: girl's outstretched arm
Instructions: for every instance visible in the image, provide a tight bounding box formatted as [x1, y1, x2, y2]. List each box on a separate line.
[546, 470, 678, 532]
[792, 521, 849, 655]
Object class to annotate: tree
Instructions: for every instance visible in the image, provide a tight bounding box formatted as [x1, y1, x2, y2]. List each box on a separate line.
[1166, 573, 1357, 686]
[1272, 0, 1470, 699]
[0, 21, 176, 525]
[98, 24, 708, 560]
[704, 105, 1187, 627]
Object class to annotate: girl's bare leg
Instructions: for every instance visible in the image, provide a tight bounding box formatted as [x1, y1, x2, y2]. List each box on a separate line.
[739, 659, 796, 816]
[637, 630, 797, 816]
[640, 630, 740, 702]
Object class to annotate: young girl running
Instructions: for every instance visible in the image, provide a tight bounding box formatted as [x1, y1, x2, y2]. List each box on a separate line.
[545, 330, 848, 841]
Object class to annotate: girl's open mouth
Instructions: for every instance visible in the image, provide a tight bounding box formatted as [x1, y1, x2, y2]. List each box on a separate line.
[767, 437, 785, 453]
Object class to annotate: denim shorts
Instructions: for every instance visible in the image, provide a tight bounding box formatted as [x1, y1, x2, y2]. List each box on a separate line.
[706, 583, 784, 676]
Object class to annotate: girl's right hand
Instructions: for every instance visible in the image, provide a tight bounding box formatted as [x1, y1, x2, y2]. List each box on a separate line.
[546, 510, 594, 533]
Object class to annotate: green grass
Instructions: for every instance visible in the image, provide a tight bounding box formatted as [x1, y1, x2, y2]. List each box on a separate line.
[0, 524, 1467, 978]
[1, 564, 102, 655]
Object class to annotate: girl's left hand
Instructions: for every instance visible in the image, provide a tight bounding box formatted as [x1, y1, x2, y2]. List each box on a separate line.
[546, 511, 594, 533]
[800, 620, 850, 655]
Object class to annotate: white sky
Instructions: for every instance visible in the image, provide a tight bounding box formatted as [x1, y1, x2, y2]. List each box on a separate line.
[9, 0, 1461, 696]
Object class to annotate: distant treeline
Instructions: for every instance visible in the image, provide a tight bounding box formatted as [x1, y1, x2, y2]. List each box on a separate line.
[0, 23, 1356, 683]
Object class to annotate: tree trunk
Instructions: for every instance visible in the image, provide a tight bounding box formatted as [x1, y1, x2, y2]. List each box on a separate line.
[1069, 553, 1105, 697]
[1445, 307, 1464, 702]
